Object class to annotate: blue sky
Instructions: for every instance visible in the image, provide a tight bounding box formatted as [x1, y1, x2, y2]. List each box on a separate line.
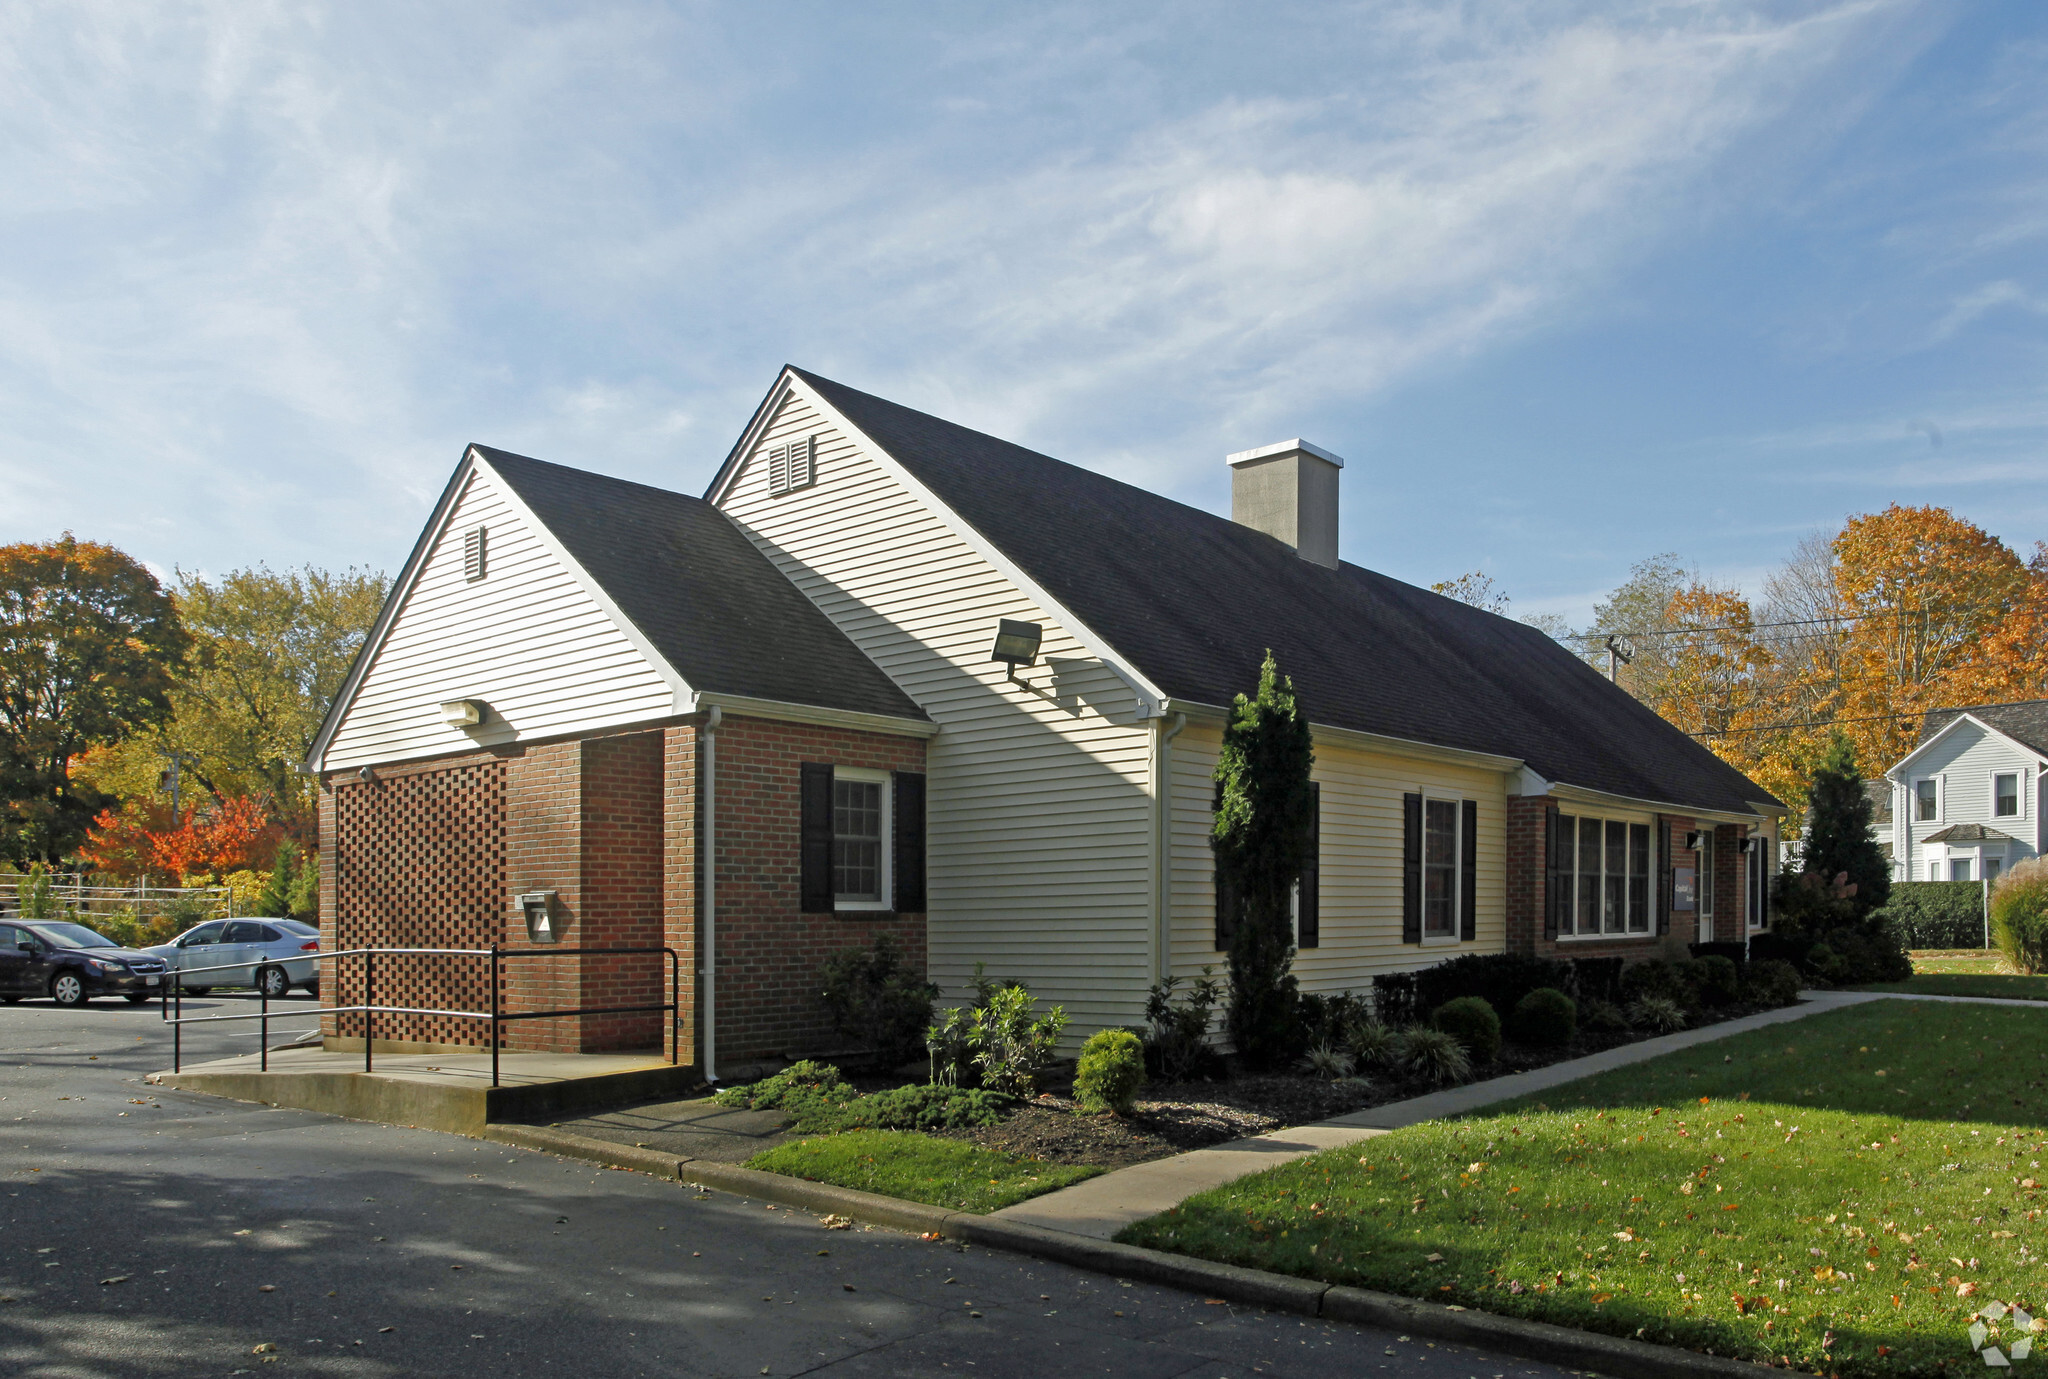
[3, 2, 2044, 625]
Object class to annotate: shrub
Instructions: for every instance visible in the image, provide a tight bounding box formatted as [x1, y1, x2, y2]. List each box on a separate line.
[712, 1061, 860, 1130]
[1992, 858, 2048, 975]
[1299, 1043, 1356, 1082]
[819, 934, 941, 1069]
[1689, 954, 1739, 1006]
[1144, 969, 1224, 1082]
[1298, 991, 1370, 1051]
[1619, 959, 1686, 1009]
[1626, 995, 1687, 1034]
[970, 983, 1068, 1098]
[1507, 987, 1576, 1047]
[1745, 958, 1802, 1007]
[1566, 956, 1625, 1006]
[1804, 942, 1842, 982]
[1074, 1029, 1146, 1114]
[845, 1084, 1014, 1132]
[927, 963, 1010, 1087]
[1430, 996, 1501, 1064]
[1581, 998, 1630, 1033]
[1342, 1017, 1402, 1070]
[15, 863, 58, 919]
[159, 891, 216, 930]
[1369, 971, 1420, 1028]
[1875, 881, 1991, 948]
[1413, 953, 1570, 1022]
[1397, 1027, 1472, 1087]
[94, 908, 180, 949]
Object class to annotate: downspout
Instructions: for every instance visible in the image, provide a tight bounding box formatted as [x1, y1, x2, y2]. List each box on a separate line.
[1154, 712, 1187, 985]
[701, 705, 722, 1084]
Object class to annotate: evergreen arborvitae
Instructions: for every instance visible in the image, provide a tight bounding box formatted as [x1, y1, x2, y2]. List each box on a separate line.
[1212, 651, 1314, 1068]
[256, 840, 317, 920]
[1800, 734, 1891, 916]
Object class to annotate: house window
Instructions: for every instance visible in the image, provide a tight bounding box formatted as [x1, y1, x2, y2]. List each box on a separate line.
[1914, 778, 1939, 822]
[463, 525, 487, 582]
[768, 435, 817, 496]
[1951, 856, 1974, 882]
[1995, 772, 2021, 818]
[1986, 856, 2004, 883]
[832, 773, 887, 904]
[1423, 799, 1459, 938]
[1554, 814, 1652, 937]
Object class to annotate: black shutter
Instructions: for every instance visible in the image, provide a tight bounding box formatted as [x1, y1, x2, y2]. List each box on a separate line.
[892, 772, 926, 914]
[1298, 784, 1320, 949]
[800, 763, 834, 914]
[1543, 807, 1561, 940]
[1214, 868, 1237, 951]
[1656, 821, 1671, 936]
[1459, 798, 1478, 942]
[1401, 792, 1422, 944]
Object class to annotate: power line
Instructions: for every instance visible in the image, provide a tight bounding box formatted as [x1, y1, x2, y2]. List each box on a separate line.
[1684, 709, 1935, 740]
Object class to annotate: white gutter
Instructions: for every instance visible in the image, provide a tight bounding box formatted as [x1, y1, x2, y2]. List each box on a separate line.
[701, 705, 722, 1084]
[1154, 712, 1187, 984]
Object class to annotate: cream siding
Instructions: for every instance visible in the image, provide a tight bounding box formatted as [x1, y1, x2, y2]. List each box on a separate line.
[1167, 718, 1510, 991]
[716, 390, 1157, 1034]
[322, 465, 678, 772]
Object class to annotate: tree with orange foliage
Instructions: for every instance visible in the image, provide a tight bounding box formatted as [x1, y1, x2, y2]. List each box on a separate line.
[78, 794, 283, 881]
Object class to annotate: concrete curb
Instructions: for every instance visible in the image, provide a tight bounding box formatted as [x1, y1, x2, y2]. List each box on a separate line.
[485, 1122, 1782, 1378]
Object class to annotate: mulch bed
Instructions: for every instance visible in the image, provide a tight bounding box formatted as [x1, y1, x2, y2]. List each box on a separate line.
[933, 999, 1783, 1170]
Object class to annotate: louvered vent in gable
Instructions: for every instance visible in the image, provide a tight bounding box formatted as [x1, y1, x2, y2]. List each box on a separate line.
[463, 525, 488, 582]
[767, 435, 817, 496]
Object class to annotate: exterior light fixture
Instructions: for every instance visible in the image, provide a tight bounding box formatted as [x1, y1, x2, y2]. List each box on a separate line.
[356, 765, 376, 784]
[441, 699, 485, 729]
[517, 890, 560, 943]
[989, 620, 1042, 682]
[1684, 830, 1705, 851]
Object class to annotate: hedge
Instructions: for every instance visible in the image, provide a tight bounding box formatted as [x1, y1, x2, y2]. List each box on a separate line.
[1874, 880, 1990, 948]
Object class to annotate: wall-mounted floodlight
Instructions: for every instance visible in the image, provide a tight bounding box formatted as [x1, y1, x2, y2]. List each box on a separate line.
[356, 765, 376, 784]
[1684, 830, 1705, 851]
[990, 620, 1043, 682]
[517, 890, 560, 943]
[441, 699, 485, 729]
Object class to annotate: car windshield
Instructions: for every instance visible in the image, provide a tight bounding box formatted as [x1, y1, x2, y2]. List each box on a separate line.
[30, 923, 119, 949]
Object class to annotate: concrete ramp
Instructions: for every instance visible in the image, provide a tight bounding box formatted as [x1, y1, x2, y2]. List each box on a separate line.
[149, 1046, 699, 1134]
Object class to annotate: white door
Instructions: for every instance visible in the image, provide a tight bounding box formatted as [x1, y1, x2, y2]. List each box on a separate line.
[1697, 832, 1716, 943]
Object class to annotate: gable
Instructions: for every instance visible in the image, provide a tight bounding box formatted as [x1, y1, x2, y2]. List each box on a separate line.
[317, 462, 681, 772]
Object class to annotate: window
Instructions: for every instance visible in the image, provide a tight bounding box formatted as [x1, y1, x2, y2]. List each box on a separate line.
[1914, 778, 1939, 822]
[832, 775, 886, 904]
[1554, 814, 1652, 937]
[1995, 772, 2021, 818]
[768, 435, 817, 496]
[1423, 799, 1458, 938]
[1986, 856, 2004, 882]
[463, 525, 487, 582]
[1951, 857, 1974, 882]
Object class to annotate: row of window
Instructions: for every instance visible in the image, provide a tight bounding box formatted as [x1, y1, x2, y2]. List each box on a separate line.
[1912, 771, 2028, 821]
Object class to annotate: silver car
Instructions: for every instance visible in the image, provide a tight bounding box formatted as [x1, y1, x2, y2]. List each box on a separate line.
[144, 918, 321, 1000]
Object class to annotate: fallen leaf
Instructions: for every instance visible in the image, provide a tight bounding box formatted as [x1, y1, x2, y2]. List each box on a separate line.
[98, 1276, 128, 1286]
[820, 1214, 852, 1230]
[1426, 1253, 1445, 1263]
[251, 1343, 277, 1355]
[257, 1285, 274, 1293]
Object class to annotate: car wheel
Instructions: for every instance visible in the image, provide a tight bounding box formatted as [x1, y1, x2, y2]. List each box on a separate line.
[125, 993, 153, 1004]
[256, 965, 290, 1000]
[304, 980, 320, 1002]
[50, 971, 87, 1007]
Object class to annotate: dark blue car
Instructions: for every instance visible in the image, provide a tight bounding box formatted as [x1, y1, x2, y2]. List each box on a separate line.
[0, 921, 170, 1006]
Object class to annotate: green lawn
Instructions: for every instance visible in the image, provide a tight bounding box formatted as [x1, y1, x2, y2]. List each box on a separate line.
[1119, 1002, 2048, 1377]
[746, 1129, 1101, 1213]
[1854, 951, 2048, 1001]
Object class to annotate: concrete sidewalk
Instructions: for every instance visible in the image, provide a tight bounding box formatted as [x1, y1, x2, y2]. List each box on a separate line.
[993, 990, 1884, 1240]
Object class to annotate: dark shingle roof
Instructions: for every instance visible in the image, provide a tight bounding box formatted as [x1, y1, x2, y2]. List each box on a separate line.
[477, 446, 926, 724]
[786, 370, 1774, 815]
[1924, 823, 2016, 844]
[1919, 700, 2048, 758]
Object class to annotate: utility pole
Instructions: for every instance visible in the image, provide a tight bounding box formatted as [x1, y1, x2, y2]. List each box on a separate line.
[158, 751, 198, 816]
[1604, 635, 1633, 683]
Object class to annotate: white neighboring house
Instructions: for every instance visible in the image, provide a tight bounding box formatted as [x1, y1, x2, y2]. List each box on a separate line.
[1879, 701, 2048, 883]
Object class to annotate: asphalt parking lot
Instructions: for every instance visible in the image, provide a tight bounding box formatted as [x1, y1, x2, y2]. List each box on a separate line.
[1, 997, 1575, 1378]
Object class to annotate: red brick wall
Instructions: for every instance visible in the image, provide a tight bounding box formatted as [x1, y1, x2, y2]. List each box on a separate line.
[1503, 797, 1695, 965]
[707, 714, 927, 1065]
[576, 732, 666, 1051]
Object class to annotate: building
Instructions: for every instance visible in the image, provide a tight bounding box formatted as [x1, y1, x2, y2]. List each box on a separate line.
[306, 367, 1784, 1073]
[1878, 701, 2048, 882]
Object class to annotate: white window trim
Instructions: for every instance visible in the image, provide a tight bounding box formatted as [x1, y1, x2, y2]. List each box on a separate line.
[1555, 809, 1658, 943]
[1911, 775, 1943, 825]
[1418, 791, 1463, 945]
[1991, 769, 2025, 821]
[831, 766, 892, 911]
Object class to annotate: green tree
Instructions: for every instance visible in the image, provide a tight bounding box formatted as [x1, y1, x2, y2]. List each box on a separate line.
[76, 564, 388, 834]
[255, 838, 319, 921]
[1212, 651, 1315, 1068]
[1798, 734, 1890, 916]
[0, 535, 188, 863]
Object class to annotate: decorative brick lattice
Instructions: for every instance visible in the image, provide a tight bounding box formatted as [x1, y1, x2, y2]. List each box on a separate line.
[332, 760, 508, 1047]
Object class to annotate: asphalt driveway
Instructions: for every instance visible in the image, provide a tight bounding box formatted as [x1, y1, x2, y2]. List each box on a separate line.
[1, 998, 1574, 1378]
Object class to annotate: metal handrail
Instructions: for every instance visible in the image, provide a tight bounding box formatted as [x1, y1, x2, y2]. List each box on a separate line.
[159, 944, 682, 1086]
